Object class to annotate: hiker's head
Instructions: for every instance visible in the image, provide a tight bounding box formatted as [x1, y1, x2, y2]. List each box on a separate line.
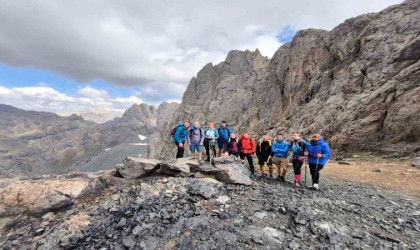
[291, 131, 300, 140]
[208, 122, 215, 129]
[184, 121, 190, 128]
[221, 121, 227, 127]
[193, 121, 200, 128]
[312, 134, 321, 141]
[230, 132, 237, 139]
[243, 132, 250, 138]
[262, 135, 269, 141]
[276, 133, 284, 141]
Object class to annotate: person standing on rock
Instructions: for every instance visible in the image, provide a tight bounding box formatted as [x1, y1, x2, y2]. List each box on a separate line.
[238, 131, 257, 179]
[256, 135, 273, 178]
[226, 132, 240, 157]
[217, 121, 232, 156]
[271, 132, 290, 182]
[204, 122, 219, 161]
[304, 134, 331, 190]
[173, 121, 191, 159]
[290, 131, 308, 187]
[186, 122, 205, 162]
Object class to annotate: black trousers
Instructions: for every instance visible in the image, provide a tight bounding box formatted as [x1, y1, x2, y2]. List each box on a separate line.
[240, 153, 255, 174]
[204, 139, 216, 159]
[292, 159, 304, 175]
[309, 163, 324, 184]
[175, 142, 184, 158]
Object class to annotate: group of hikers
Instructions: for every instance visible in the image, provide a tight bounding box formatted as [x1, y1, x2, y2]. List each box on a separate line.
[172, 120, 331, 190]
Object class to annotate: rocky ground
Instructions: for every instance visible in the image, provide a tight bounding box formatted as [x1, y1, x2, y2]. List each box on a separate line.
[0, 158, 419, 249]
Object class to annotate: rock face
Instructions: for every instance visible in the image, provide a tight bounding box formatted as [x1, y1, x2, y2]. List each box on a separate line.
[116, 157, 162, 179]
[147, 0, 420, 159]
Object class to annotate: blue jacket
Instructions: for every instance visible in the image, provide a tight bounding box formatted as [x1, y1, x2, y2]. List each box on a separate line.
[218, 125, 232, 142]
[173, 125, 189, 144]
[204, 128, 219, 141]
[271, 139, 290, 158]
[305, 137, 331, 165]
[290, 139, 308, 158]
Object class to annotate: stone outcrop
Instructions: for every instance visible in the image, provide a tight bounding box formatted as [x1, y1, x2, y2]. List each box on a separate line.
[212, 156, 252, 185]
[160, 158, 199, 177]
[147, 0, 420, 159]
[0, 175, 103, 217]
[116, 157, 162, 179]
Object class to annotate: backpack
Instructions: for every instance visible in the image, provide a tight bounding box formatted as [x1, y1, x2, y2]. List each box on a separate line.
[292, 141, 306, 156]
[170, 124, 183, 137]
[189, 127, 203, 137]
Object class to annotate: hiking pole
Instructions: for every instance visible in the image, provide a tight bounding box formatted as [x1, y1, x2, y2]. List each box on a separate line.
[305, 157, 308, 186]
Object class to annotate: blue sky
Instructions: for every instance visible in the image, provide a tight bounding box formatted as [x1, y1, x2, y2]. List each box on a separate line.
[0, 64, 134, 98]
[0, 0, 402, 116]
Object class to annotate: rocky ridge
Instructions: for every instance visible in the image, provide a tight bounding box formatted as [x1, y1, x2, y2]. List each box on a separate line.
[0, 156, 419, 249]
[147, 0, 420, 160]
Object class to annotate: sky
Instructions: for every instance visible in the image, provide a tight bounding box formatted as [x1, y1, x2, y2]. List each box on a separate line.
[0, 0, 402, 114]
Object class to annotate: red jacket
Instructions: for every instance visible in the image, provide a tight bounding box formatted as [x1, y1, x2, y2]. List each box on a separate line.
[239, 135, 256, 154]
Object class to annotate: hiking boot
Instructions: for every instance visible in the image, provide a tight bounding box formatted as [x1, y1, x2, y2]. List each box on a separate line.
[313, 183, 319, 190]
[205, 158, 210, 162]
[250, 173, 257, 179]
[269, 175, 274, 179]
[261, 173, 269, 178]
[279, 176, 285, 182]
[295, 182, 302, 188]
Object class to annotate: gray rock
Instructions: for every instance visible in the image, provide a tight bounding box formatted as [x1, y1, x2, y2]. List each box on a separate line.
[116, 157, 162, 179]
[372, 168, 384, 173]
[160, 158, 197, 177]
[212, 156, 252, 185]
[411, 157, 420, 167]
[122, 235, 136, 248]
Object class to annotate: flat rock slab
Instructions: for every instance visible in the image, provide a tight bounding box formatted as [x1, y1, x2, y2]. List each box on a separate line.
[0, 177, 102, 217]
[161, 158, 199, 177]
[116, 157, 162, 179]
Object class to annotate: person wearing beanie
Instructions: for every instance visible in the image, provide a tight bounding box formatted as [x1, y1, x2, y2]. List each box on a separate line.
[290, 131, 309, 188]
[304, 134, 331, 190]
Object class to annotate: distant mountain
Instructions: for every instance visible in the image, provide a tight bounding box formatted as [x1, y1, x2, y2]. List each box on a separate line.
[0, 102, 179, 178]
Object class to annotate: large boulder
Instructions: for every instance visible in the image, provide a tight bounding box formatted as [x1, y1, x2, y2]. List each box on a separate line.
[116, 157, 162, 179]
[212, 156, 252, 185]
[0, 177, 103, 217]
[160, 158, 198, 177]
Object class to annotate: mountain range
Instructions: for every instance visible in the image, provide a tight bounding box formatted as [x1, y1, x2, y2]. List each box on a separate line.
[0, 102, 179, 178]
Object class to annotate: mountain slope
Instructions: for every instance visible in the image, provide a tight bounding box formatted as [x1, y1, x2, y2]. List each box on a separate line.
[0, 102, 179, 177]
[147, 0, 420, 159]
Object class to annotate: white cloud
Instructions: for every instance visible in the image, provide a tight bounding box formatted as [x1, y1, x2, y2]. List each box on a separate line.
[0, 85, 142, 113]
[0, 0, 403, 103]
[77, 85, 109, 99]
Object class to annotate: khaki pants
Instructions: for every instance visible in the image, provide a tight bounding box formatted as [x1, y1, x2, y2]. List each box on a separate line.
[272, 156, 289, 177]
